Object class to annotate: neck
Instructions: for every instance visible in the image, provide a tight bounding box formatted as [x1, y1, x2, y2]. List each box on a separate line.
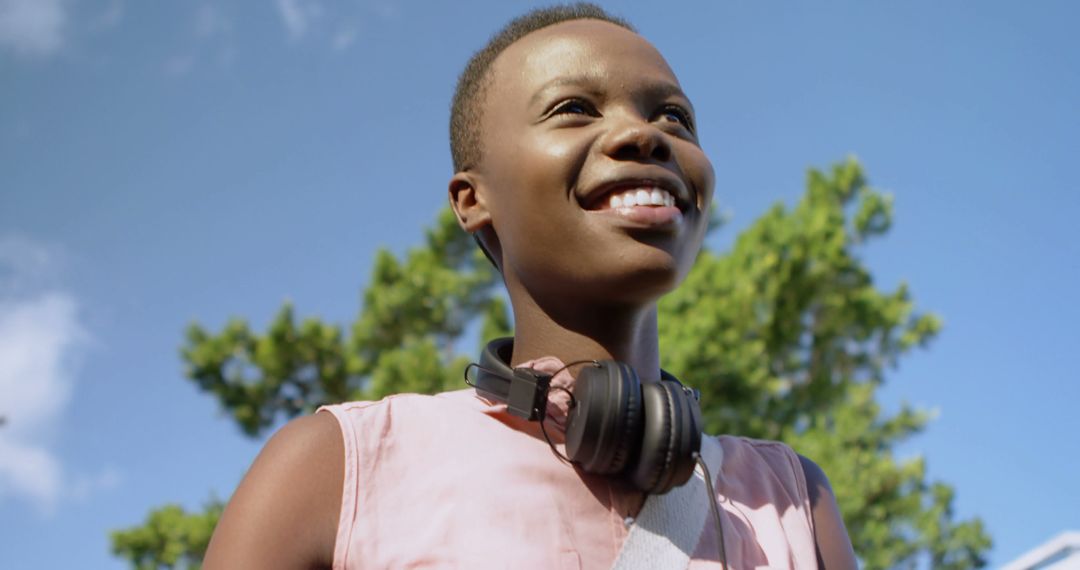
[507, 291, 662, 382]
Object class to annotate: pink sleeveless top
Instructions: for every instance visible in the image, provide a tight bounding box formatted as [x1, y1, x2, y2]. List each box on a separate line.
[318, 357, 818, 569]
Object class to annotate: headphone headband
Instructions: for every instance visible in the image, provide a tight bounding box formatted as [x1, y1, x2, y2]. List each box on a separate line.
[472, 337, 517, 401]
[467, 337, 703, 495]
[473, 337, 691, 401]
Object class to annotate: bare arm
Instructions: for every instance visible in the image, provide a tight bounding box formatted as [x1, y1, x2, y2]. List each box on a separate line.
[203, 412, 344, 570]
[798, 454, 859, 570]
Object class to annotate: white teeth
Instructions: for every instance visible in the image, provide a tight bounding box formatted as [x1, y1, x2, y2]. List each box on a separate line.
[601, 187, 677, 209]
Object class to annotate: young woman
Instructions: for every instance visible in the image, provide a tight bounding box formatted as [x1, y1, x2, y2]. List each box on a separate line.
[204, 5, 858, 569]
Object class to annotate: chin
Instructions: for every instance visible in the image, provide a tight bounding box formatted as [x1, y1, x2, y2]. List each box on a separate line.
[506, 233, 700, 308]
[581, 250, 690, 306]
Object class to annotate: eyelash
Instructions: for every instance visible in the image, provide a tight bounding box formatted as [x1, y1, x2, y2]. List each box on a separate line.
[547, 99, 695, 133]
[658, 105, 694, 132]
[550, 98, 596, 117]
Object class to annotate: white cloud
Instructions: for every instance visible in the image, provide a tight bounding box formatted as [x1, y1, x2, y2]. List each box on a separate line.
[276, 0, 322, 40]
[0, 293, 80, 434]
[0, 435, 62, 511]
[0, 0, 67, 57]
[0, 235, 100, 515]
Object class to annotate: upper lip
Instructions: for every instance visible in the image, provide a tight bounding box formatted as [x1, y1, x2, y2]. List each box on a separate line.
[579, 174, 692, 212]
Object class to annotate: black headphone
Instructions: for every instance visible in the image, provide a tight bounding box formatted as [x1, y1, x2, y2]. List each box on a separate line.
[468, 337, 704, 495]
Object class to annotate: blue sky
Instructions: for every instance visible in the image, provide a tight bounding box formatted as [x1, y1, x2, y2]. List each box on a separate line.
[1, 1, 1077, 568]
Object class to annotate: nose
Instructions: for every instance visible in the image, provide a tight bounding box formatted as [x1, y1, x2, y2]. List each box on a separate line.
[600, 117, 672, 164]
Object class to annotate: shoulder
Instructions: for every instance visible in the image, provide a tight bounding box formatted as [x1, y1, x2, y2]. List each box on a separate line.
[321, 389, 484, 417]
[795, 454, 859, 570]
[711, 437, 857, 569]
[714, 435, 806, 480]
[203, 413, 343, 569]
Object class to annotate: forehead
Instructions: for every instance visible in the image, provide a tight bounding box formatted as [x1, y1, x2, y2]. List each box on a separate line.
[489, 19, 682, 102]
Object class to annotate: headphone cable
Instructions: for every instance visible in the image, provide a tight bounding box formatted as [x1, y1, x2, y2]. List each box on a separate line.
[694, 452, 728, 568]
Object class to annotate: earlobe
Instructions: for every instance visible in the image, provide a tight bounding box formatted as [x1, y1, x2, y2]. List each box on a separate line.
[448, 172, 492, 233]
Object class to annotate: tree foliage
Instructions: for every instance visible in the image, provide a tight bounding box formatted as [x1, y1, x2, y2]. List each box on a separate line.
[110, 500, 223, 570]
[111, 159, 990, 568]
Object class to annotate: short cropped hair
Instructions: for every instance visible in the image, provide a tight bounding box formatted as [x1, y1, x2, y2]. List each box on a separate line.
[449, 3, 635, 172]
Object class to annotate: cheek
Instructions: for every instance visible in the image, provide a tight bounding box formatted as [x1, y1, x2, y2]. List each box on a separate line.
[678, 143, 715, 211]
[488, 132, 588, 215]
[514, 133, 588, 190]
[482, 134, 589, 262]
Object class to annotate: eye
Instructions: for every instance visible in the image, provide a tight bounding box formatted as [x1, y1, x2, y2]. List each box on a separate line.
[657, 104, 694, 132]
[549, 98, 597, 118]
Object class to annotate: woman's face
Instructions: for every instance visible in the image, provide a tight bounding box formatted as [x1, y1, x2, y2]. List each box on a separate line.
[473, 19, 715, 306]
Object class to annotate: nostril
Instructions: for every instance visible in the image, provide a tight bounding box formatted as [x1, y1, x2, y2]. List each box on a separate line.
[606, 124, 672, 164]
[651, 143, 671, 163]
[613, 143, 647, 161]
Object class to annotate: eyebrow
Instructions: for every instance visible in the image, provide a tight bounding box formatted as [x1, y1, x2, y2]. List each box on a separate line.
[529, 75, 605, 107]
[528, 74, 694, 112]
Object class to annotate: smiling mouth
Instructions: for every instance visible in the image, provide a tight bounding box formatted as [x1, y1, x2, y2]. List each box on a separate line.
[596, 187, 678, 210]
[581, 179, 689, 213]
[581, 184, 685, 228]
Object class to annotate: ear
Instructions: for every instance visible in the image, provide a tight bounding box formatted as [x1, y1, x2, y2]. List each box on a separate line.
[449, 171, 502, 271]
[448, 171, 492, 233]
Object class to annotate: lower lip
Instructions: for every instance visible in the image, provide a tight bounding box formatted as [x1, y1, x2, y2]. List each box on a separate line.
[588, 205, 684, 228]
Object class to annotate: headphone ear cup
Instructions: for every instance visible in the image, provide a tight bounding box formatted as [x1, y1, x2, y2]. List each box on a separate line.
[564, 361, 643, 475]
[631, 381, 703, 494]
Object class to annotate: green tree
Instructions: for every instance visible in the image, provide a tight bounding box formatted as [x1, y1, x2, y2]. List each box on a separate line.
[111, 159, 990, 568]
[110, 500, 223, 570]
